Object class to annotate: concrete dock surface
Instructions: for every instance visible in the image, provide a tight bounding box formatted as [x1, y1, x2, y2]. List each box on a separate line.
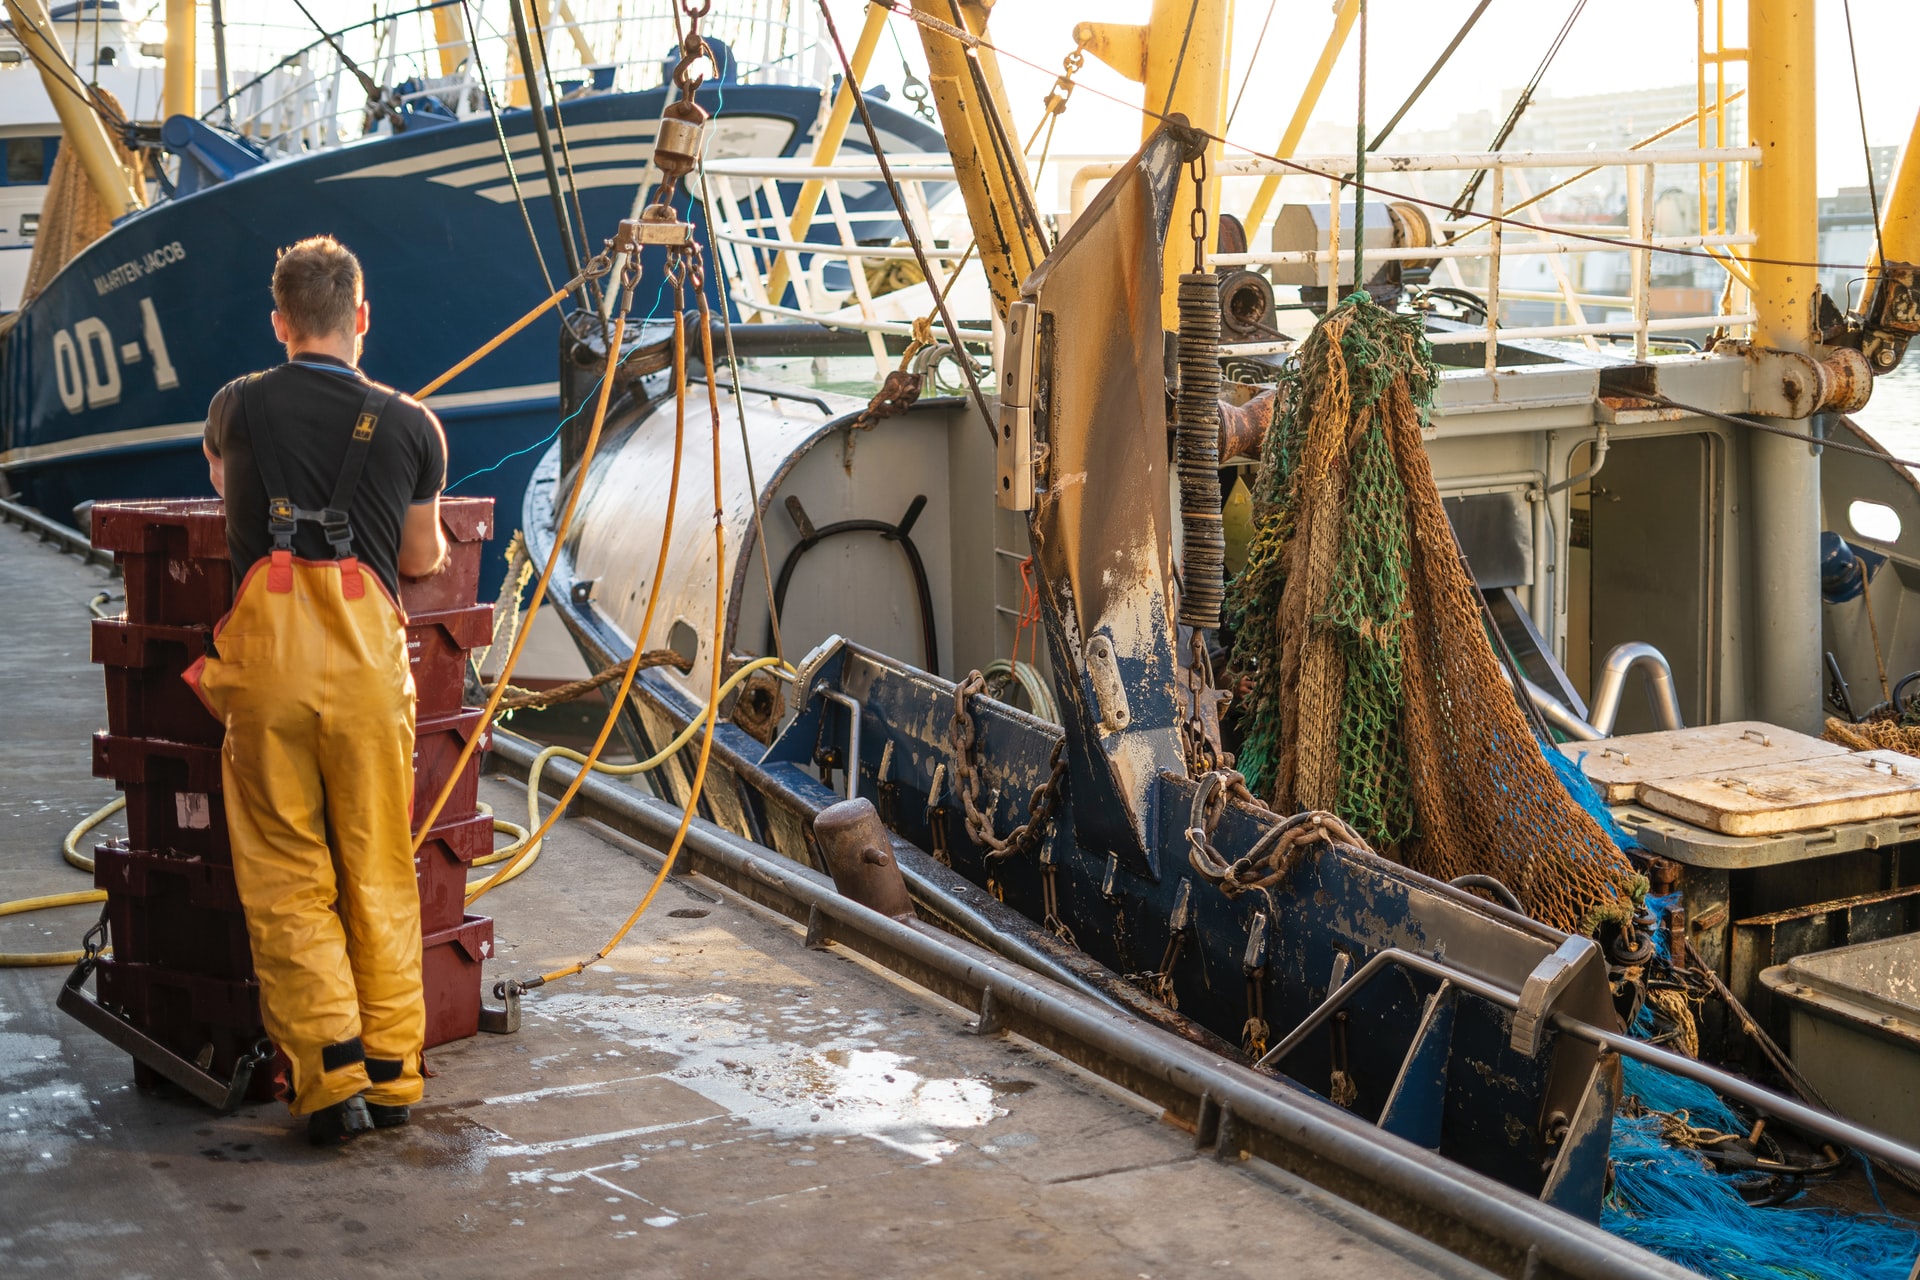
[0, 517, 1484, 1278]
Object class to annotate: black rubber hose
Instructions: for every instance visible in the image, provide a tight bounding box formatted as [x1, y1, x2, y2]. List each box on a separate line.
[770, 500, 939, 673]
[1449, 873, 1523, 914]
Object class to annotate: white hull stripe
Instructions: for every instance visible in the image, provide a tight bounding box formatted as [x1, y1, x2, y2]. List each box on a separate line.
[318, 120, 654, 183]
[430, 142, 656, 190]
[0, 382, 560, 469]
[0, 419, 205, 469]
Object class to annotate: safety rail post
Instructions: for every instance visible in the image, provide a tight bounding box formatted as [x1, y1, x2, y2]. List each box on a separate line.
[1484, 164, 1503, 375]
[1325, 174, 1342, 314]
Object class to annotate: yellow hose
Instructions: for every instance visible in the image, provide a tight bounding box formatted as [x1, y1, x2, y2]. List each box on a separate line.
[533, 286, 737, 986]
[464, 655, 790, 900]
[0, 799, 121, 967]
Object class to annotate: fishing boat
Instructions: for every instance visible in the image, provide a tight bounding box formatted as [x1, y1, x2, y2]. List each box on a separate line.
[0, 0, 945, 595]
[498, 0, 1920, 1274]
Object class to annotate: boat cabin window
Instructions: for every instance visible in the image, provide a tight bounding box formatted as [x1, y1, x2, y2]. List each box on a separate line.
[3, 137, 57, 186]
[1848, 499, 1901, 545]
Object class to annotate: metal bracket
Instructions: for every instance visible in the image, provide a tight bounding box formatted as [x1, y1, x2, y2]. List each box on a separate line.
[996, 300, 1038, 511]
[480, 981, 523, 1035]
[972, 986, 1007, 1036]
[57, 957, 265, 1113]
[1085, 634, 1132, 731]
[1510, 935, 1598, 1056]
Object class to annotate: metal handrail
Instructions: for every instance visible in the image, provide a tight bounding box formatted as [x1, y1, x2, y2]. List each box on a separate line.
[1067, 144, 1761, 368]
[1253, 944, 1920, 1176]
[702, 156, 982, 376]
[1587, 642, 1685, 735]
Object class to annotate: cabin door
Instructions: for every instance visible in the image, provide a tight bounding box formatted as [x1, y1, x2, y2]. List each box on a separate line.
[1575, 431, 1719, 731]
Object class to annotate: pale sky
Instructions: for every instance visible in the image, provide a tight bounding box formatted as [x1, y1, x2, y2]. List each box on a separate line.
[238, 1, 1920, 197]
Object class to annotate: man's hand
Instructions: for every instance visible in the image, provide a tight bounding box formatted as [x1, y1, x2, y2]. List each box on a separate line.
[398, 496, 449, 578]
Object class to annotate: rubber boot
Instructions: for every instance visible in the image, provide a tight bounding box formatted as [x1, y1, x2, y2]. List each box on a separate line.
[366, 1101, 410, 1129]
[308, 1095, 374, 1146]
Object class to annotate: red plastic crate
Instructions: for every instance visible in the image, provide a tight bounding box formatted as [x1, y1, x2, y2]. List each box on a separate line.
[94, 958, 282, 1102]
[415, 809, 493, 933]
[398, 497, 494, 614]
[95, 732, 222, 794]
[407, 604, 492, 714]
[423, 913, 494, 1049]
[92, 501, 233, 627]
[93, 618, 223, 746]
[413, 708, 486, 826]
[95, 843, 253, 979]
[118, 782, 230, 861]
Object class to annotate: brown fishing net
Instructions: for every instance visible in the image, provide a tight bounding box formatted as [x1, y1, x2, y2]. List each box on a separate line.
[1226, 295, 1642, 933]
[1824, 715, 1920, 754]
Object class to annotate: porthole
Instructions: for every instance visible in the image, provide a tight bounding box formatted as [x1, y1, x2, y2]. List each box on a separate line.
[1849, 500, 1902, 544]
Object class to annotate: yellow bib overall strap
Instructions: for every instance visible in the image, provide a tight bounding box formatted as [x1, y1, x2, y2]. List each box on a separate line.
[185, 374, 425, 1117]
[241, 374, 392, 598]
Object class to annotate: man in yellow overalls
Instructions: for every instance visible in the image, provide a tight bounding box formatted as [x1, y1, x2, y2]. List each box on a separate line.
[187, 236, 450, 1145]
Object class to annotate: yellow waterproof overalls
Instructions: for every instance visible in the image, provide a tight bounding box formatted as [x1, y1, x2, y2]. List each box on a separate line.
[186, 377, 425, 1116]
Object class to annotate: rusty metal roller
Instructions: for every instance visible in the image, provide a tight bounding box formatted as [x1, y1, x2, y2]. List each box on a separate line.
[1176, 272, 1226, 629]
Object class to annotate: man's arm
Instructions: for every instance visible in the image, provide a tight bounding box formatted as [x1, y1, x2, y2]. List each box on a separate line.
[398, 404, 450, 578]
[398, 499, 448, 578]
[204, 383, 230, 497]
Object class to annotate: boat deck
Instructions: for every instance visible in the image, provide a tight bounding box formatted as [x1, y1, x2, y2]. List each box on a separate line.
[0, 515, 1480, 1277]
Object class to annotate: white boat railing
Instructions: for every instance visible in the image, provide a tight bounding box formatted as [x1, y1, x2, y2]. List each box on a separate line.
[1198, 146, 1762, 371]
[207, 3, 835, 159]
[700, 155, 990, 380]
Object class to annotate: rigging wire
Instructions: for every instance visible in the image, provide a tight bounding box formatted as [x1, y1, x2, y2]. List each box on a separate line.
[867, 0, 1878, 276]
[526, 0, 602, 310]
[697, 160, 788, 666]
[1351, 0, 1366, 292]
[820, 0, 999, 447]
[287, 0, 405, 129]
[941, 0, 1048, 266]
[10, 2, 130, 132]
[461, 0, 557, 296]
[506, 0, 588, 296]
[1840, 0, 1890, 279]
[1449, 0, 1587, 221]
[1366, 0, 1493, 152]
[1159, 0, 1204, 120]
[1652, 396, 1920, 471]
[1223, 0, 1280, 134]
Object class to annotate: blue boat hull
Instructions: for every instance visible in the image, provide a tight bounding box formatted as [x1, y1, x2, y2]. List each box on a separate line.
[0, 84, 941, 593]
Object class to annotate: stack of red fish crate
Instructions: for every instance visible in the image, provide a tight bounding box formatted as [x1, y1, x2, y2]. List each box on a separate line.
[87, 497, 500, 1100]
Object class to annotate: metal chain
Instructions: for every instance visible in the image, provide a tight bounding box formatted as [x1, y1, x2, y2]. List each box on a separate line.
[1189, 152, 1209, 274]
[949, 670, 1067, 861]
[1184, 770, 1371, 898]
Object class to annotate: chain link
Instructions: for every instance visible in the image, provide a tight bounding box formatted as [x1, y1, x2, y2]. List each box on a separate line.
[1189, 152, 1209, 274]
[1184, 769, 1371, 899]
[949, 670, 1067, 861]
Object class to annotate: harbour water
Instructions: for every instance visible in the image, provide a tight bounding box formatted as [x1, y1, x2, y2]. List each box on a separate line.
[1850, 353, 1920, 470]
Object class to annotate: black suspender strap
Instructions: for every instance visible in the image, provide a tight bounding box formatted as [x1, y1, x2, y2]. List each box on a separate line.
[239, 374, 299, 552]
[319, 384, 392, 561]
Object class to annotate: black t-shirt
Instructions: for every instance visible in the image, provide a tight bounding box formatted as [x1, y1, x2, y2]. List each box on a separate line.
[205, 354, 446, 600]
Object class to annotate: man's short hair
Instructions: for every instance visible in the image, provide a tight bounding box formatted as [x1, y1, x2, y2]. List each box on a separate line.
[272, 236, 362, 340]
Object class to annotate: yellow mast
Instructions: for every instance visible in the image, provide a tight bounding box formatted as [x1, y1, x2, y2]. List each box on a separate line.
[163, 0, 196, 119]
[763, 3, 889, 311]
[908, 0, 1046, 318]
[1243, 0, 1362, 236]
[1745, 0, 1820, 732]
[432, 3, 467, 79]
[1078, 0, 1233, 325]
[1747, 0, 1816, 354]
[3, 0, 143, 218]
